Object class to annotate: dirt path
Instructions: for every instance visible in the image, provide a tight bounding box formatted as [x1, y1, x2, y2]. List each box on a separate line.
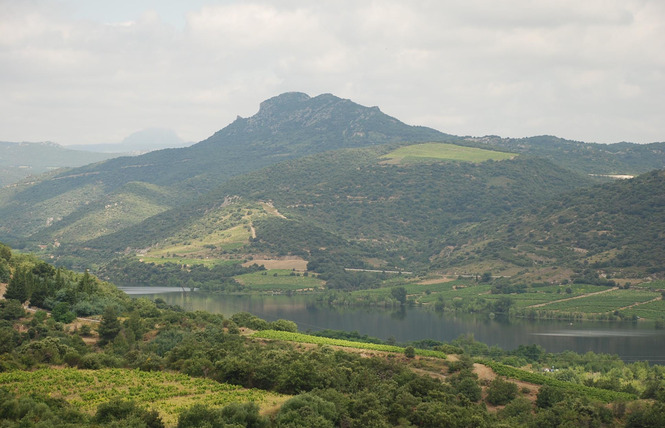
[249, 224, 257, 239]
[261, 202, 286, 219]
[527, 286, 618, 308]
[474, 363, 540, 411]
[616, 295, 662, 311]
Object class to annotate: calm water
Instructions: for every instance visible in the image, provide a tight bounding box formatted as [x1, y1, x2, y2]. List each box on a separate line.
[122, 288, 665, 364]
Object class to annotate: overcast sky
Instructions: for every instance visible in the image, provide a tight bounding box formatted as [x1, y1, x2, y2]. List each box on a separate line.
[1, 0, 664, 145]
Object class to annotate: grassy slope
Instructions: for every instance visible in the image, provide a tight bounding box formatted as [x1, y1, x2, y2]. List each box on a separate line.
[381, 142, 516, 163]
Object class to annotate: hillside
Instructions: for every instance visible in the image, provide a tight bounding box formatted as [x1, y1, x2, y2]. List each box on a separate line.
[0, 93, 450, 246]
[434, 169, 665, 281]
[464, 135, 665, 177]
[66, 142, 592, 283]
[0, 141, 121, 187]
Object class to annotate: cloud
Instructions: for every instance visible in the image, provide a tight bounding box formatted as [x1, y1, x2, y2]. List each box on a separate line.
[0, 0, 663, 145]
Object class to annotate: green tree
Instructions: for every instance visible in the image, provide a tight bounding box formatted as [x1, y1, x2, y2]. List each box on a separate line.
[4, 266, 29, 303]
[271, 319, 298, 332]
[486, 377, 518, 405]
[0, 299, 25, 320]
[391, 286, 407, 305]
[404, 346, 416, 359]
[52, 302, 76, 323]
[275, 393, 338, 428]
[492, 296, 513, 314]
[98, 306, 122, 346]
[456, 377, 482, 402]
[536, 385, 565, 409]
[0, 242, 11, 261]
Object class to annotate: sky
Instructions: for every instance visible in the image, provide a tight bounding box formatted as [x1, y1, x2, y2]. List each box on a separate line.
[1, 0, 664, 146]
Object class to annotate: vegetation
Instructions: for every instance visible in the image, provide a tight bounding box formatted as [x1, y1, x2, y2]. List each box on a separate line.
[0, 369, 278, 426]
[252, 330, 447, 358]
[2, 243, 665, 426]
[382, 142, 516, 163]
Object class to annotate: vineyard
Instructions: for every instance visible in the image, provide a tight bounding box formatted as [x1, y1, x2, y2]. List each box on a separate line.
[534, 289, 660, 313]
[479, 360, 637, 403]
[0, 368, 286, 426]
[252, 330, 447, 358]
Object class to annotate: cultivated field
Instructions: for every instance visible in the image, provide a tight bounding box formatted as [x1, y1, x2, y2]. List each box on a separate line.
[0, 368, 286, 426]
[234, 269, 325, 291]
[381, 142, 516, 164]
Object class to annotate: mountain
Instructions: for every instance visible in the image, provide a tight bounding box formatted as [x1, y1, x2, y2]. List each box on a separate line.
[0, 141, 122, 187]
[3, 91, 665, 287]
[433, 169, 665, 281]
[65, 128, 190, 154]
[0, 92, 451, 246]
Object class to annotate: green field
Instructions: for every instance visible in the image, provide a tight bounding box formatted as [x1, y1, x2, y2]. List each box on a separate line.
[235, 269, 325, 291]
[481, 284, 613, 308]
[618, 299, 665, 320]
[253, 330, 446, 358]
[0, 368, 285, 426]
[382, 143, 516, 164]
[637, 280, 665, 290]
[536, 289, 660, 313]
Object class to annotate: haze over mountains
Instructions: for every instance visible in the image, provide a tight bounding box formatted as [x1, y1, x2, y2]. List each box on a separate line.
[65, 128, 191, 154]
[0, 129, 192, 188]
[1, 92, 664, 285]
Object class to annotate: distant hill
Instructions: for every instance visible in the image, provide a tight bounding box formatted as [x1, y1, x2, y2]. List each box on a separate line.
[65, 128, 191, 154]
[0, 92, 451, 246]
[0, 141, 122, 187]
[463, 135, 665, 177]
[434, 169, 665, 280]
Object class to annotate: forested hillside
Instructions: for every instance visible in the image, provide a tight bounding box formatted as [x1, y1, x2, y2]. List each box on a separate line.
[464, 135, 665, 176]
[63, 143, 591, 286]
[435, 169, 665, 281]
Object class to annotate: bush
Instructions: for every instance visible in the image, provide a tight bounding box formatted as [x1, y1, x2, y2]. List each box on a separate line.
[486, 377, 518, 405]
[270, 319, 298, 333]
[95, 398, 164, 428]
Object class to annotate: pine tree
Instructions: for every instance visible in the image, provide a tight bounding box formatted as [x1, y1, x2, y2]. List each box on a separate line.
[98, 306, 122, 346]
[4, 266, 28, 303]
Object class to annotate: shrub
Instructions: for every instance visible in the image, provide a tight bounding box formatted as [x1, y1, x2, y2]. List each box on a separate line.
[486, 377, 518, 405]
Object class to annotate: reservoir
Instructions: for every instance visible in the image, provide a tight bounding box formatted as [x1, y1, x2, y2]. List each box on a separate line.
[121, 288, 665, 364]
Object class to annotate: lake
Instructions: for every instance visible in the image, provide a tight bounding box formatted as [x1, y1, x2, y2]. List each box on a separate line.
[120, 288, 665, 364]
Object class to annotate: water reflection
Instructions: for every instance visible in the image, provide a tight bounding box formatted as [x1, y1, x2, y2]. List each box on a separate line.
[125, 289, 665, 363]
